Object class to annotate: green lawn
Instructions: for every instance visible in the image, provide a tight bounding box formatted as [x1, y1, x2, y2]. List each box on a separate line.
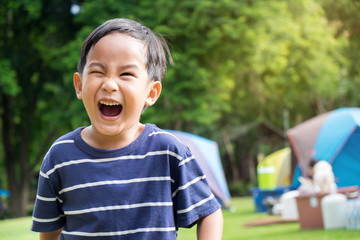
[1, 197, 360, 240]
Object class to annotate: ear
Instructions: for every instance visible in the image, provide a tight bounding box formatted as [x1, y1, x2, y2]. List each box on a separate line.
[145, 81, 162, 106]
[73, 72, 83, 100]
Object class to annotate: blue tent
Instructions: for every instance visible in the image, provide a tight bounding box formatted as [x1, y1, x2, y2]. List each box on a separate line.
[312, 107, 360, 187]
[289, 107, 360, 188]
[166, 130, 231, 207]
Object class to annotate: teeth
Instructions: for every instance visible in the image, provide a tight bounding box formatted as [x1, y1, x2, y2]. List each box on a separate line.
[100, 101, 120, 106]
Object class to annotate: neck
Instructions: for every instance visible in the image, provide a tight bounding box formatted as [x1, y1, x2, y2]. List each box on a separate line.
[81, 124, 145, 149]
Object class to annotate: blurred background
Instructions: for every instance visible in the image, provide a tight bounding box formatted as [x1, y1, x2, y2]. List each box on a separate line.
[1, 0, 360, 218]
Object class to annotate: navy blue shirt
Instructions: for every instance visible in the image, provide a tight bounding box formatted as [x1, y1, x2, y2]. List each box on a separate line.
[32, 124, 220, 239]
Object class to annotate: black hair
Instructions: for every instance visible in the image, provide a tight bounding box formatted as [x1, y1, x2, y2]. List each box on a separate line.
[77, 18, 173, 82]
[309, 158, 318, 168]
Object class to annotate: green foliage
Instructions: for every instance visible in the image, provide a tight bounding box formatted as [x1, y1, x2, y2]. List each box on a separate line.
[228, 180, 256, 197]
[0, 59, 19, 96]
[217, 0, 346, 127]
[65, 0, 348, 134]
[0, 0, 83, 216]
[319, 0, 360, 107]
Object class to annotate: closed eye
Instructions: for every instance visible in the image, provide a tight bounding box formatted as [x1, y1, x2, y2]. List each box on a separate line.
[120, 72, 134, 77]
[89, 70, 104, 75]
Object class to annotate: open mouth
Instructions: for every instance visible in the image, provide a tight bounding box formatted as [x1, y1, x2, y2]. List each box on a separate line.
[99, 101, 123, 117]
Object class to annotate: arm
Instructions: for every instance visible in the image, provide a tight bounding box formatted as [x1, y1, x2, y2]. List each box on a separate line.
[197, 209, 223, 240]
[39, 228, 63, 240]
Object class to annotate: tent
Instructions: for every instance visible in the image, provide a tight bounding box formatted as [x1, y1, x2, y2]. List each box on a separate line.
[257, 147, 291, 189]
[165, 130, 231, 207]
[287, 107, 360, 187]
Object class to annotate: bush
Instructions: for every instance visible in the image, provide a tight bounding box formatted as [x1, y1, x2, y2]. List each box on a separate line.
[228, 180, 255, 196]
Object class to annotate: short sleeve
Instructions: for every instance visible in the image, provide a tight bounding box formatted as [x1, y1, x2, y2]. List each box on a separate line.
[172, 147, 221, 228]
[32, 165, 65, 232]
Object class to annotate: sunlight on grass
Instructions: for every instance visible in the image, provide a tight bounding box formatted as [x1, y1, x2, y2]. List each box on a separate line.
[0, 217, 38, 240]
[1, 197, 360, 239]
[177, 197, 360, 240]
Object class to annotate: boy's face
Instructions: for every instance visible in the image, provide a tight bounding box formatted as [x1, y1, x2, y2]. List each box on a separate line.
[74, 33, 161, 140]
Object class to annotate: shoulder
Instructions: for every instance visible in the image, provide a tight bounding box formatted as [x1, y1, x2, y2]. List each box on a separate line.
[40, 128, 83, 170]
[51, 129, 79, 148]
[145, 124, 189, 153]
[47, 128, 82, 153]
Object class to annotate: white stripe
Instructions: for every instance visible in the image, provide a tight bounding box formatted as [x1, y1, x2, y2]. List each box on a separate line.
[172, 175, 206, 198]
[36, 195, 63, 204]
[166, 151, 183, 161]
[46, 150, 182, 177]
[39, 171, 49, 179]
[149, 131, 183, 144]
[149, 131, 173, 137]
[44, 140, 75, 158]
[33, 215, 64, 223]
[178, 155, 195, 166]
[59, 176, 172, 194]
[177, 194, 215, 214]
[62, 227, 176, 237]
[149, 130, 196, 167]
[36, 194, 57, 202]
[65, 202, 173, 215]
[53, 140, 74, 145]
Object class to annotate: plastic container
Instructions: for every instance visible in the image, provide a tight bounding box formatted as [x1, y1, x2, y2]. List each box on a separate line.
[280, 190, 299, 220]
[251, 186, 290, 212]
[321, 193, 347, 229]
[345, 198, 360, 229]
[257, 164, 276, 190]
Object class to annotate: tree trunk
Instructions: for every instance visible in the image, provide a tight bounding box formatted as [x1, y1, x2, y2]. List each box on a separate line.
[222, 130, 239, 181]
[1, 94, 32, 217]
[8, 175, 30, 217]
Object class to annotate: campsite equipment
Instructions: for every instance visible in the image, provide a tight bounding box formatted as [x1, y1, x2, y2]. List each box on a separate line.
[257, 164, 276, 190]
[252, 148, 292, 212]
[296, 193, 326, 229]
[287, 107, 360, 188]
[165, 130, 231, 207]
[251, 186, 290, 212]
[345, 198, 360, 229]
[280, 190, 299, 220]
[257, 147, 291, 190]
[321, 193, 347, 229]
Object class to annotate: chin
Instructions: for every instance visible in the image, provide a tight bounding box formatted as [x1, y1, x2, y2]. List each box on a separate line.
[91, 122, 122, 136]
[98, 126, 123, 136]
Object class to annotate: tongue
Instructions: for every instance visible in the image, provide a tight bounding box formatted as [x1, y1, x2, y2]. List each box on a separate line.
[100, 105, 122, 116]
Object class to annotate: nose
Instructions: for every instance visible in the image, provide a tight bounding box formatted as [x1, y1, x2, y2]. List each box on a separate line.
[102, 77, 119, 93]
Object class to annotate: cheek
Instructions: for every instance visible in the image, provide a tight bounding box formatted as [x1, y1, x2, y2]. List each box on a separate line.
[124, 83, 146, 98]
[82, 84, 99, 108]
[125, 87, 148, 110]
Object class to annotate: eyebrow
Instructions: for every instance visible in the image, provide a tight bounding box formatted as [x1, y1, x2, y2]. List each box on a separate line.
[88, 63, 140, 72]
[88, 62, 106, 70]
[118, 64, 141, 71]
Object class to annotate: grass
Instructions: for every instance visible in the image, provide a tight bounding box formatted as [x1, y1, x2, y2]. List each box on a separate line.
[0, 216, 38, 240]
[1, 197, 360, 239]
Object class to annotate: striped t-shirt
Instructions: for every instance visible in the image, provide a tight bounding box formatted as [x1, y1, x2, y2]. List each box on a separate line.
[32, 124, 221, 239]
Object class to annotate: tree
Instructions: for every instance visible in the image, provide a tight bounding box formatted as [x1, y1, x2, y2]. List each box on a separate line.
[319, 0, 360, 106]
[0, 0, 82, 217]
[201, 0, 346, 182]
[63, 0, 235, 134]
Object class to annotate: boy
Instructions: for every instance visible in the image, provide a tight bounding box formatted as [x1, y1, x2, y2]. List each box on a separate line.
[32, 18, 223, 240]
